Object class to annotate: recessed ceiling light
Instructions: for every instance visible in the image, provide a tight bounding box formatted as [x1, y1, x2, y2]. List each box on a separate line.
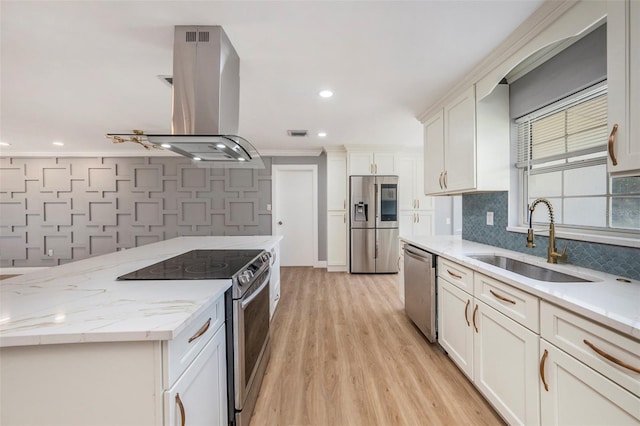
[238, 158, 246, 162]
[52, 141, 64, 146]
[161, 143, 171, 148]
[318, 132, 327, 138]
[0, 142, 10, 146]
[216, 143, 226, 149]
[319, 90, 333, 98]
[193, 157, 201, 161]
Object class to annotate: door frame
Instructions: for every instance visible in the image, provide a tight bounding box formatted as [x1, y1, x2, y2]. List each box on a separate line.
[271, 164, 319, 267]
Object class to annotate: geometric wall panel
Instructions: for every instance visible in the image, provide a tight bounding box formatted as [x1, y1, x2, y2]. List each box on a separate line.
[0, 236, 27, 260]
[178, 166, 209, 191]
[226, 169, 257, 191]
[178, 199, 210, 225]
[0, 200, 27, 226]
[0, 155, 281, 266]
[135, 235, 161, 247]
[87, 200, 117, 226]
[87, 167, 117, 192]
[132, 200, 163, 225]
[225, 198, 258, 226]
[132, 165, 162, 191]
[41, 167, 71, 192]
[89, 235, 116, 256]
[0, 167, 25, 192]
[44, 234, 72, 258]
[42, 199, 72, 225]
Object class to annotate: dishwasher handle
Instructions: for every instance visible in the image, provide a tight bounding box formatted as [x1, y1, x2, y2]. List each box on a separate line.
[404, 245, 435, 266]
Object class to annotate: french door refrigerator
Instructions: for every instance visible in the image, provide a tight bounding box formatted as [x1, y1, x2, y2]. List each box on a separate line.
[349, 175, 399, 273]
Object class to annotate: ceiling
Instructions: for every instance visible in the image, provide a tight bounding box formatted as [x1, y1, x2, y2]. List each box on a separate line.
[0, 0, 544, 158]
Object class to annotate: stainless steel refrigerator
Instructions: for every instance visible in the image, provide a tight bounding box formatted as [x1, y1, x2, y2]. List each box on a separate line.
[349, 175, 399, 273]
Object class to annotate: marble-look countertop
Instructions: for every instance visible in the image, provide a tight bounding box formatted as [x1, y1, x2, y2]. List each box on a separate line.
[0, 236, 282, 348]
[400, 235, 640, 340]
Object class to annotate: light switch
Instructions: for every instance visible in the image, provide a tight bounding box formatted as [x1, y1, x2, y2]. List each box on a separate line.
[446, 217, 451, 225]
[486, 211, 494, 226]
[266, 204, 272, 212]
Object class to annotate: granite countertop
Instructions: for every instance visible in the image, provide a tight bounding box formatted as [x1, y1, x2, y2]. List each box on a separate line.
[0, 236, 282, 348]
[400, 235, 640, 340]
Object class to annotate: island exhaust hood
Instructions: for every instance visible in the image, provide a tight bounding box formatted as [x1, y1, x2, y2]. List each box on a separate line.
[108, 26, 264, 168]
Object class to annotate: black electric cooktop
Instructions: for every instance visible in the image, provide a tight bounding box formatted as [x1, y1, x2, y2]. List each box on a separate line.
[117, 249, 265, 280]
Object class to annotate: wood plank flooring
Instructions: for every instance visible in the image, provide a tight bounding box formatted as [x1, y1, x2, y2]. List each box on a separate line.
[251, 267, 504, 426]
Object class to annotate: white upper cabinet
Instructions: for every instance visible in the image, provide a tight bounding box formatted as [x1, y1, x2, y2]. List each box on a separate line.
[423, 85, 509, 195]
[348, 151, 396, 175]
[423, 110, 445, 195]
[607, 0, 640, 176]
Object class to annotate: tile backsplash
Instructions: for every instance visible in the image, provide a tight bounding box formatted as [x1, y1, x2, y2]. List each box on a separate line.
[462, 192, 640, 281]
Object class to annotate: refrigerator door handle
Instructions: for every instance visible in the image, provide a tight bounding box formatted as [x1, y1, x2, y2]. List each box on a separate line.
[375, 229, 379, 259]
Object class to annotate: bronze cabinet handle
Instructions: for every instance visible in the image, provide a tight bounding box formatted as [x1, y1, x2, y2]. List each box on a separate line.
[490, 289, 516, 305]
[464, 299, 470, 327]
[438, 172, 444, 189]
[176, 393, 186, 426]
[540, 349, 549, 392]
[608, 124, 619, 166]
[447, 269, 463, 279]
[188, 318, 211, 343]
[583, 339, 640, 374]
[443, 171, 448, 189]
[472, 305, 479, 333]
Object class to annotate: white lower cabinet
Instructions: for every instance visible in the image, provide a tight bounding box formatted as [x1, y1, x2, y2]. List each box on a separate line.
[540, 340, 640, 425]
[437, 278, 474, 380]
[473, 300, 540, 426]
[165, 324, 227, 426]
[437, 256, 640, 426]
[327, 211, 347, 272]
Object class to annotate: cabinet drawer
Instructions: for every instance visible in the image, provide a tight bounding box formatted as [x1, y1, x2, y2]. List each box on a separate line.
[438, 258, 473, 293]
[165, 295, 225, 387]
[474, 273, 539, 333]
[541, 301, 640, 397]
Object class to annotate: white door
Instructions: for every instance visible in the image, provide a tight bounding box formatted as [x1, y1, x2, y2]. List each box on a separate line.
[272, 165, 318, 266]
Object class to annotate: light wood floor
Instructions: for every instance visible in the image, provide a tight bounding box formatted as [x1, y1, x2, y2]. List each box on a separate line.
[250, 267, 504, 426]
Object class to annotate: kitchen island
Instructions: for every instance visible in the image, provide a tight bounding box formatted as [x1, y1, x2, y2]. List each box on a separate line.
[0, 235, 282, 426]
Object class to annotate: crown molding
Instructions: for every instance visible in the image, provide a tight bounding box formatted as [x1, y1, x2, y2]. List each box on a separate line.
[259, 149, 323, 157]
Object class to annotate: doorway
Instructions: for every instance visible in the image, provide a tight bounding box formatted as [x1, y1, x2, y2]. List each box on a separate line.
[272, 165, 318, 266]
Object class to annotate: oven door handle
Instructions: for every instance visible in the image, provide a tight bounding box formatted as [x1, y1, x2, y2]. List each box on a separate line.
[240, 269, 271, 310]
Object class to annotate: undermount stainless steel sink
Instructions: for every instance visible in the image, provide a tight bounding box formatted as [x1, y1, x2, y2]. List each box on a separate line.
[468, 255, 592, 283]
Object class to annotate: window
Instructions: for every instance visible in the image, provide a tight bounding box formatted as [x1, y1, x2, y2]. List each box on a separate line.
[516, 83, 640, 232]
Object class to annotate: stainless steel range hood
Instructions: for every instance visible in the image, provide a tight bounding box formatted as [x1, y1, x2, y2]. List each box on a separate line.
[109, 26, 264, 168]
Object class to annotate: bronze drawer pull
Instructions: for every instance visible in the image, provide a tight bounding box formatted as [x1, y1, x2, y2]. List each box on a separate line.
[464, 300, 470, 327]
[472, 305, 479, 333]
[608, 124, 618, 166]
[176, 393, 186, 426]
[188, 318, 211, 343]
[540, 349, 549, 392]
[583, 339, 640, 374]
[490, 289, 516, 305]
[447, 269, 463, 279]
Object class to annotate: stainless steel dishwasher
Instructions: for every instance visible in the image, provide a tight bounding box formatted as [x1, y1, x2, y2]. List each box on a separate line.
[403, 243, 437, 342]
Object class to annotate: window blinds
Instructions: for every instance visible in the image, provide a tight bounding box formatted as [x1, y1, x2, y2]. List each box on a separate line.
[516, 86, 608, 169]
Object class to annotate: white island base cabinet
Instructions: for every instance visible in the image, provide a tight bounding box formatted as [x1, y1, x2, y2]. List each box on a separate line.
[0, 299, 228, 426]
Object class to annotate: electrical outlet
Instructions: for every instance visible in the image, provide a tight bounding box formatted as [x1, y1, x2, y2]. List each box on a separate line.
[486, 211, 494, 226]
[266, 204, 272, 212]
[47, 249, 54, 257]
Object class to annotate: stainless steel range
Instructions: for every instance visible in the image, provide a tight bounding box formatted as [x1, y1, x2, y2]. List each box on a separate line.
[117, 249, 272, 426]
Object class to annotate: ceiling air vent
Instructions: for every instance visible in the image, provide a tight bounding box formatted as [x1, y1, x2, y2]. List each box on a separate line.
[287, 130, 308, 137]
